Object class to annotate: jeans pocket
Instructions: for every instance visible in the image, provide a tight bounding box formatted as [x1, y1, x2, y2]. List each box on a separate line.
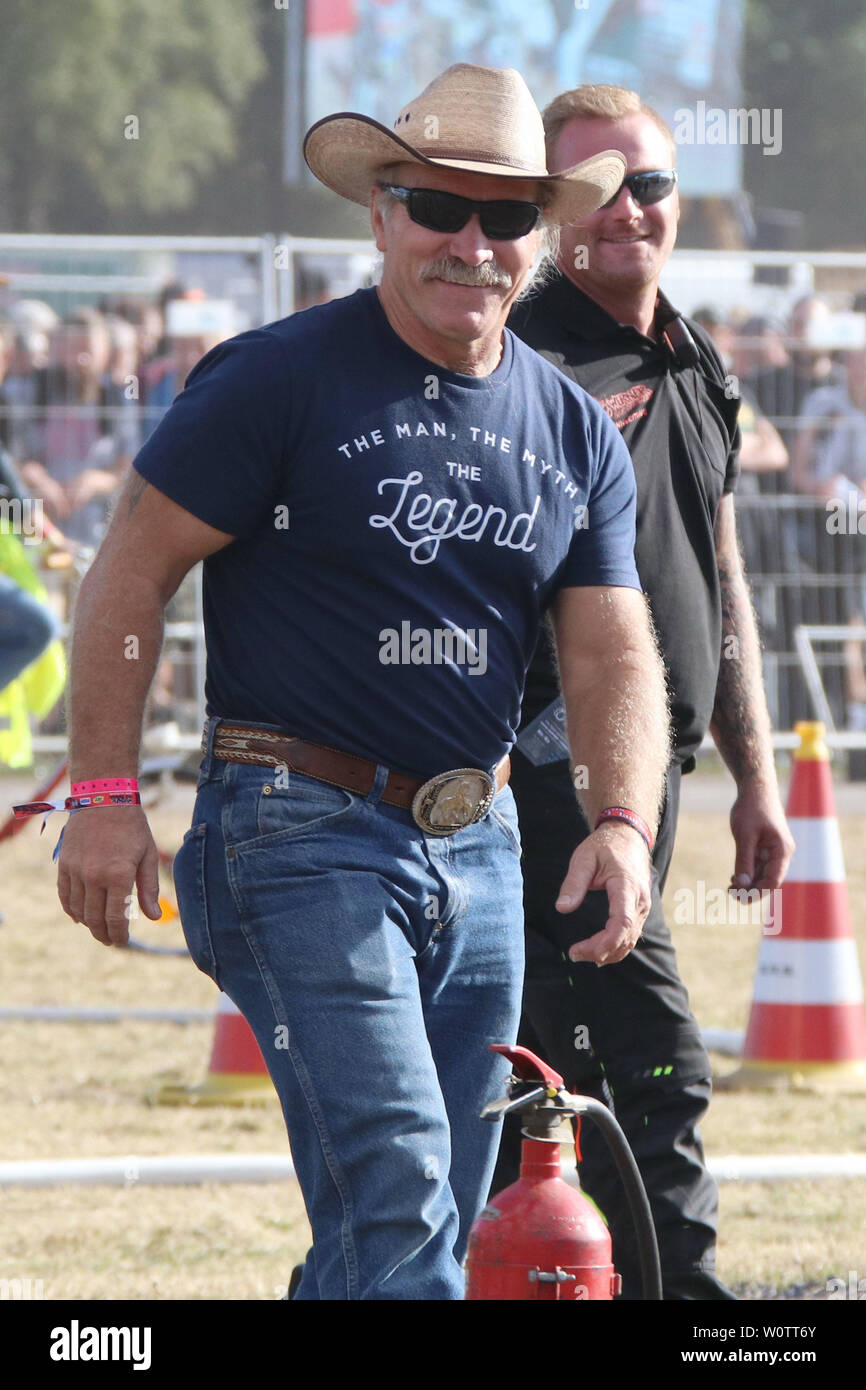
[490, 792, 522, 857]
[173, 822, 218, 982]
[252, 770, 358, 845]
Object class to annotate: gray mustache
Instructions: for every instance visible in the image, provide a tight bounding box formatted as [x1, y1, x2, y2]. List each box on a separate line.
[419, 258, 513, 289]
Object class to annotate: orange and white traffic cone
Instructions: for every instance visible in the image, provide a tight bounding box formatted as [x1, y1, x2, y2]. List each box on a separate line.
[155, 992, 277, 1105]
[725, 721, 866, 1091]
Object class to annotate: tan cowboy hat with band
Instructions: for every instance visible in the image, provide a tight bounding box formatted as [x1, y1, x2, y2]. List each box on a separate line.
[304, 63, 625, 227]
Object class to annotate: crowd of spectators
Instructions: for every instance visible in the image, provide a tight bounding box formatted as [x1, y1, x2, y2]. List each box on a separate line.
[0, 284, 227, 546]
[0, 273, 864, 734]
[0, 283, 233, 743]
[693, 293, 866, 733]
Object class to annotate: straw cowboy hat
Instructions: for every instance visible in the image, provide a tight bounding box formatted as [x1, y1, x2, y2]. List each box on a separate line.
[304, 64, 625, 227]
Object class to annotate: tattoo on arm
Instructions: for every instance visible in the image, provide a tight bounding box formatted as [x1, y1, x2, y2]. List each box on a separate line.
[711, 498, 773, 784]
[127, 473, 148, 516]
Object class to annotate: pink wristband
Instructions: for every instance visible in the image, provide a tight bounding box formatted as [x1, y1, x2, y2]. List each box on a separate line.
[71, 777, 139, 796]
[594, 806, 654, 853]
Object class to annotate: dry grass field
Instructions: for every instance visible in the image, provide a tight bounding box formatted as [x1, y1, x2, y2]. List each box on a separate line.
[1, 762, 865, 1302]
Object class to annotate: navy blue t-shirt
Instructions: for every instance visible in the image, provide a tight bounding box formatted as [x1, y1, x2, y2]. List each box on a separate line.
[133, 288, 640, 779]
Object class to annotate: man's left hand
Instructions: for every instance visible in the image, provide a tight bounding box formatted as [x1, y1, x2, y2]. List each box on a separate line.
[729, 779, 794, 893]
[556, 823, 653, 966]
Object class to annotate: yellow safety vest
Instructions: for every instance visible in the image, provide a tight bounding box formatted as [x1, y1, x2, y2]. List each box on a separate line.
[0, 528, 66, 767]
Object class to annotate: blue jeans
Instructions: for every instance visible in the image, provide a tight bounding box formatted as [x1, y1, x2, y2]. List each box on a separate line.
[174, 717, 525, 1300]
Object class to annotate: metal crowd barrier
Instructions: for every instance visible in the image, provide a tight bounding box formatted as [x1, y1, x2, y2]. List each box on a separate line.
[734, 494, 866, 748]
[1, 237, 865, 760]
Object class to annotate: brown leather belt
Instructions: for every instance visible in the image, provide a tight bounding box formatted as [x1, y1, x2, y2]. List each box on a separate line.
[208, 722, 510, 835]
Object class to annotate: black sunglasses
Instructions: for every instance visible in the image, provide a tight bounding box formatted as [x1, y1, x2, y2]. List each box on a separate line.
[379, 184, 542, 241]
[601, 170, 678, 209]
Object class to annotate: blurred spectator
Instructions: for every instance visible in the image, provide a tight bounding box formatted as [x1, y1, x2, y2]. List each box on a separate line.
[691, 305, 736, 365]
[792, 345, 866, 501]
[103, 315, 143, 460]
[138, 284, 223, 435]
[6, 297, 58, 339]
[18, 308, 129, 543]
[732, 314, 789, 382]
[100, 296, 164, 367]
[692, 308, 792, 649]
[747, 295, 844, 456]
[141, 288, 235, 438]
[139, 281, 194, 398]
[751, 300, 851, 727]
[295, 267, 332, 311]
[0, 320, 14, 453]
[792, 345, 866, 731]
[735, 391, 789, 476]
[141, 327, 223, 438]
[0, 307, 53, 464]
[692, 307, 789, 476]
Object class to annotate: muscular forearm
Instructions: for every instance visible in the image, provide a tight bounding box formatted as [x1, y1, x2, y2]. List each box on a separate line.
[56, 473, 233, 949]
[67, 558, 165, 782]
[555, 591, 670, 836]
[710, 517, 777, 789]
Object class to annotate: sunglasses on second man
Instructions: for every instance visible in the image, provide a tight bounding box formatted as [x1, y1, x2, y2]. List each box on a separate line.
[379, 183, 542, 241]
[600, 170, 678, 210]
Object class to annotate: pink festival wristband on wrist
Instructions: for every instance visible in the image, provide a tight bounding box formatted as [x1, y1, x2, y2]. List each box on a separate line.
[594, 806, 654, 854]
[71, 777, 139, 797]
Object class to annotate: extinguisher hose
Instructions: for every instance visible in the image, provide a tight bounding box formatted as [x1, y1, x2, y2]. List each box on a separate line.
[577, 1096, 663, 1300]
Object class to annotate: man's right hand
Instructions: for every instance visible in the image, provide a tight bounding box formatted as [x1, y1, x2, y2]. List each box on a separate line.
[57, 806, 162, 947]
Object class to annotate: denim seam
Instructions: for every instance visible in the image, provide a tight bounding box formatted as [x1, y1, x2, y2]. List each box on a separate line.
[177, 822, 219, 983]
[224, 850, 361, 1299]
[254, 786, 358, 842]
[427, 837, 470, 930]
[489, 806, 522, 856]
[271, 1012, 361, 1301]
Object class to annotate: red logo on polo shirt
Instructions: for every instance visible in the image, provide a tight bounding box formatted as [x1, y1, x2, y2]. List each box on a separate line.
[597, 384, 654, 430]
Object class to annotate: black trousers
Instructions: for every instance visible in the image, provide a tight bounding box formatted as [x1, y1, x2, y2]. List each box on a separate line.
[491, 753, 735, 1300]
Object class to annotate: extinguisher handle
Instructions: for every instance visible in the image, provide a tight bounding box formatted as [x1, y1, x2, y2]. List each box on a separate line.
[490, 1044, 565, 1089]
[480, 1085, 548, 1121]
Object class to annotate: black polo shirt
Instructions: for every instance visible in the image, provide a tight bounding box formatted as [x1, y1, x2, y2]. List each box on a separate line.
[510, 274, 740, 764]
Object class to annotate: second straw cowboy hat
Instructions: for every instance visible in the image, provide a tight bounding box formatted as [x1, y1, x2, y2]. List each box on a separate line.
[304, 64, 626, 227]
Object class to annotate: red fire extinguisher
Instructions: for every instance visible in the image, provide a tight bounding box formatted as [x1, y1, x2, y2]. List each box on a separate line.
[465, 1044, 662, 1301]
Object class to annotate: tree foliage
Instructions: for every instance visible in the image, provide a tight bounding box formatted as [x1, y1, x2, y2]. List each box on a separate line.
[0, 0, 263, 230]
[743, 0, 866, 247]
[1, 1, 862, 244]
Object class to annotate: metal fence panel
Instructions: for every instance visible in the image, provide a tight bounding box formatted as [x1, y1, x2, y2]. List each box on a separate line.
[2, 238, 866, 765]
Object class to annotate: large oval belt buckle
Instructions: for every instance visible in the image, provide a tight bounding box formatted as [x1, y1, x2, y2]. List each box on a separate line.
[411, 768, 495, 837]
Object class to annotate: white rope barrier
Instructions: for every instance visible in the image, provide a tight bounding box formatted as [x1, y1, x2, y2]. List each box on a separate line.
[1, 1151, 863, 1189]
[0, 1011, 748, 1055]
